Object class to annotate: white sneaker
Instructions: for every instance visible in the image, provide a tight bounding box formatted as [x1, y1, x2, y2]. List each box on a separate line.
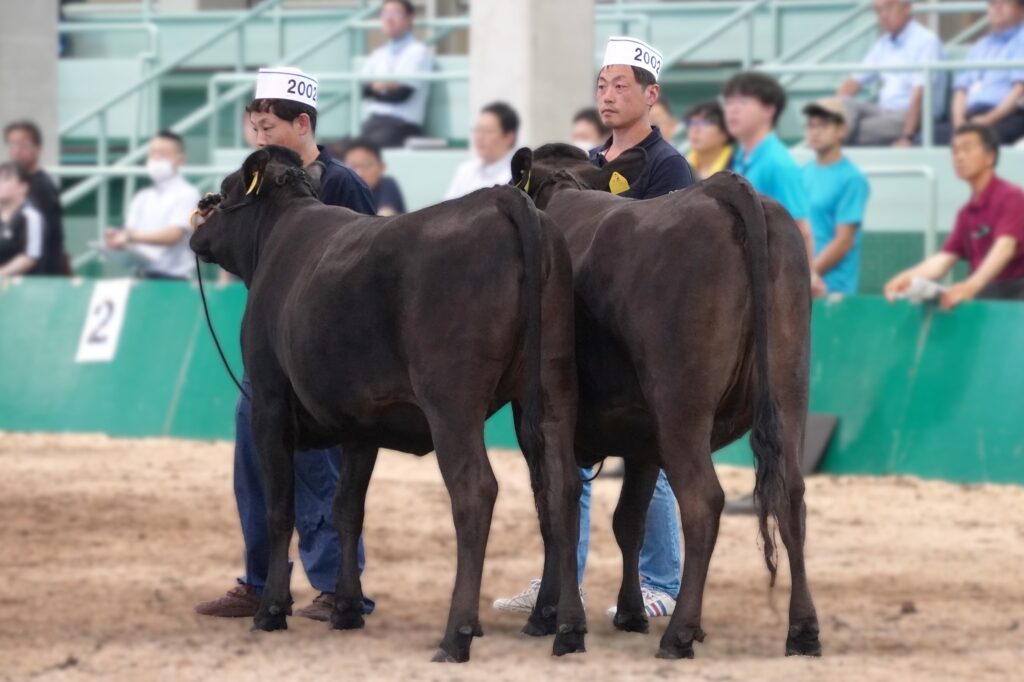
[492, 579, 586, 613]
[605, 586, 676, 618]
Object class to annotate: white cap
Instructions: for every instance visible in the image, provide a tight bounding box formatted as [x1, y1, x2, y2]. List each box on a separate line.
[601, 36, 663, 81]
[254, 67, 319, 109]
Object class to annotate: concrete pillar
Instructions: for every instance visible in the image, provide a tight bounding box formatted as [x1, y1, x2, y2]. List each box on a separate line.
[470, 0, 595, 148]
[0, 2, 58, 165]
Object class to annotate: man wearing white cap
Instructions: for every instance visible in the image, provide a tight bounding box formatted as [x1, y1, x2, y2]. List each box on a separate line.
[195, 66, 377, 623]
[494, 37, 693, 622]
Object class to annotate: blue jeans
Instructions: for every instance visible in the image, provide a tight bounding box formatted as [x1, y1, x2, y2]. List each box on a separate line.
[234, 378, 373, 613]
[577, 467, 681, 595]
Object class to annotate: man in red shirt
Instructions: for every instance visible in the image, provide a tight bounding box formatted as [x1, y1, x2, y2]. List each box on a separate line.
[885, 123, 1024, 309]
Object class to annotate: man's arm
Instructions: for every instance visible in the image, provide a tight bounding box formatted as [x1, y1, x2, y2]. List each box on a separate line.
[940, 235, 1018, 309]
[837, 77, 862, 98]
[813, 225, 857, 275]
[109, 225, 187, 247]
[883, 251, 959, 301]
[894, 87, 924, 147]
[0, 254, 37, 276]
[970, 83, 1024, 126]
[951, 88, 969, 128]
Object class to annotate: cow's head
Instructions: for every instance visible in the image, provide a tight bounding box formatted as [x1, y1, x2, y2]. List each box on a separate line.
[190, 145, 318, 285]
[509, 143, 647, 208]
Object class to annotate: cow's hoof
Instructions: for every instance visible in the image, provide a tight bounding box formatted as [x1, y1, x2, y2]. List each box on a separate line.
[552, 624, 586, 656]
[432, 629, 475, 664]
[785, 621, 822, 657]
[612, 611, 649, 633]
[329, 608, 365, 631]
[655, 643, 694, 660]
[521, 608, 557, 637]
[656, 628, 704, 660]
[251, 612, 288, 632]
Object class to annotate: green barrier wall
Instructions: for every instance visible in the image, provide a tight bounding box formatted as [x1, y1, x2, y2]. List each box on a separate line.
[1, 280, 1021, 484]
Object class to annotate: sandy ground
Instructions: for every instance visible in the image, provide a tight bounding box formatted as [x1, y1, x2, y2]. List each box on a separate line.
[0, 432, 1022, 682]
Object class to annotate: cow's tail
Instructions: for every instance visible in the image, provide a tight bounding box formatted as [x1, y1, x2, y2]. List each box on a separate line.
[502, 186, 546, 464]
[704, 172, 786, 587]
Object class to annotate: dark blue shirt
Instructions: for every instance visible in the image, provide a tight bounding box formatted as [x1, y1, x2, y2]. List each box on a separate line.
[315, 145, 377, 215]
[588, 125, 695, 199]
[372, 176, 407, 215]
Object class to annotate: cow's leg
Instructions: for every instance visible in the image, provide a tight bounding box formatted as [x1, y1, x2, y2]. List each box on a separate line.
[249, 390, 298, 632]
[512, 405, 587, 656]
[655, 417, 723, 660]
[774, 404, 820, 655]
[611, 458, 661, 633]
[428, 416, 496, 663]
[330, 444, 378, 631]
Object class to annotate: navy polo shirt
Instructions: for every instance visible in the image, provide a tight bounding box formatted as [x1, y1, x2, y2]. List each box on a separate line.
[588, 125, 695, 199]
[315, 145, 377, 215]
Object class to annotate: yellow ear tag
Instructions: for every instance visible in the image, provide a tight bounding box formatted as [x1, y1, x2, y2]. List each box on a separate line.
[609, 171, 630, 195]
[522, 170, 531, 193]
[246, 171, 260, 196]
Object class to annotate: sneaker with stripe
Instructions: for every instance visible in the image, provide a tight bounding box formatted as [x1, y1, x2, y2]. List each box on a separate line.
[605, 586, 676, 618]
[492, 579, 587, 613]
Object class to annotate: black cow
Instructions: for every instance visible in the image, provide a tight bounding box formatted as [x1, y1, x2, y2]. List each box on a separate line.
[509, 144, 821, 659]
[189, 145, 585, 662]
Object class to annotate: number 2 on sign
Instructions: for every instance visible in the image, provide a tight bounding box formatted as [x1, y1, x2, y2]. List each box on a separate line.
[75, 279, 131, 363]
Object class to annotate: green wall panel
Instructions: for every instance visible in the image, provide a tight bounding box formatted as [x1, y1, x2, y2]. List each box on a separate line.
[1, 281, 1021, 484]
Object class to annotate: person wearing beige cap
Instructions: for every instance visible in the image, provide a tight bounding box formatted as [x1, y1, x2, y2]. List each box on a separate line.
[801, 98, 870, 295]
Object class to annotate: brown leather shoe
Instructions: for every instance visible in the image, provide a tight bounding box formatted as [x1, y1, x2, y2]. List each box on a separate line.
[295, 592, 334, 621]
[194, 584, 262, 618]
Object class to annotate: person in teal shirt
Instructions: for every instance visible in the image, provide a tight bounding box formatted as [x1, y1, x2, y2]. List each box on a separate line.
[802, 99, 871, 294]
[723, 72, 824, 296]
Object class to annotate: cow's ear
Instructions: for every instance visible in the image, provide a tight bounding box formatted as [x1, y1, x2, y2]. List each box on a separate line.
[600, 147, 647, 195]
[511, 147, 533, 192]
[241, 148, 271, 196]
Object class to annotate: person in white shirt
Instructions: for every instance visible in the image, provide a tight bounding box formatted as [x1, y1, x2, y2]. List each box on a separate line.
[104, 131, 200, 280]
[360, 0, 436, 148]
[837, 0, 944, 146]
[444, 101, 519, 200]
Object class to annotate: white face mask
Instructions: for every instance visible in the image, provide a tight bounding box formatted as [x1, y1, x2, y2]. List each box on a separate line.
[146, 158, 176, 184]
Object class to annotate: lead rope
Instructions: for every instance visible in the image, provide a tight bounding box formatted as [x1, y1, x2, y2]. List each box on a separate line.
[195, 255, 249, 399]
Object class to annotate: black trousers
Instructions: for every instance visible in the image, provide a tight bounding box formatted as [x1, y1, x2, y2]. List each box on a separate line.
[360, 114, 423, 149]
[979, 277, 1024, 301]
[925, 103, 1024, 145]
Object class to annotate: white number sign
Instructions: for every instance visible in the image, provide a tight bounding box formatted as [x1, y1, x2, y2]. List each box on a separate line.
[75, 279, 132, 363]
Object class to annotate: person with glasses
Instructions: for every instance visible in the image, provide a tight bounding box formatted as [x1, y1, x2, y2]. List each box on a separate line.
[683, 101, 735, 180]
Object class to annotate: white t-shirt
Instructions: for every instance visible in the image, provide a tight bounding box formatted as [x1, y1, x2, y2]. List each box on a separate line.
[361, 32, 435, 126]
[444, 150, 515, 200]
[125, 174, 200, 279]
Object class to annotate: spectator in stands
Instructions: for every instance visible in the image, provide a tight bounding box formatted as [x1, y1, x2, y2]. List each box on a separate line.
[341, 138, 407, 215]
[802, 99, 871, 295]
[360, 0, 435, 148]
[723, 72, 825, 297]
[444, 101, 519, 199]
[684, 101, 735, 180]
[103, 131, 199, 280]
[4, 120, 66, 274]
[934, 0, 1024, 145]
[570, 107, 608, 151]
[884, 124, 1024, 307]
[837, 0, 944, 147]
[649, 98, 680, 148]
[0, 162, 47, 277]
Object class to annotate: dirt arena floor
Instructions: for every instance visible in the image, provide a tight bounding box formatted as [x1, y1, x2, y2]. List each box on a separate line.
[1, 433, 1022, 681]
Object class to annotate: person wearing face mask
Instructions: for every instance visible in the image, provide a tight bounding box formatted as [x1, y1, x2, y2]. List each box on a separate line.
[103, 130, 199, 280]
[570, 107, 609, 152]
